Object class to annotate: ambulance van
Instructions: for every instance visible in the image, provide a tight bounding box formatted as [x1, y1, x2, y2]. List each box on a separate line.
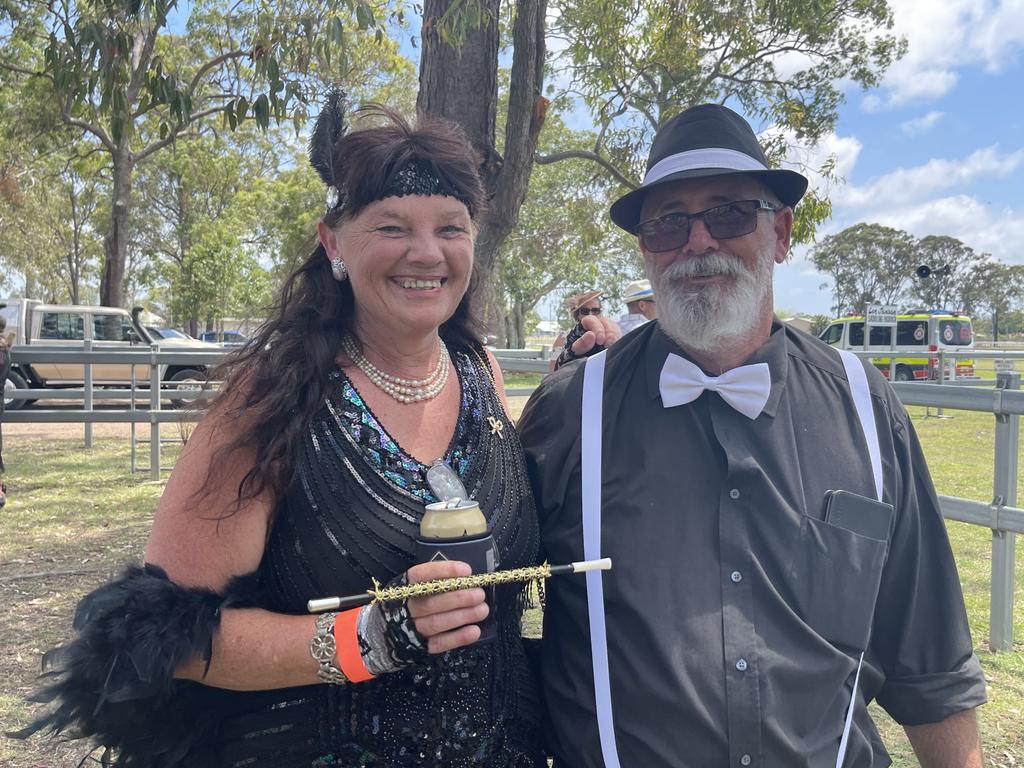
[818, 310, 974, 381]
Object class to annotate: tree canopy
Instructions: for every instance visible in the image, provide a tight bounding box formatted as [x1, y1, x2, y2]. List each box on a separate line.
[1, 0, 914, 347]
[812, 223, 1024, 340]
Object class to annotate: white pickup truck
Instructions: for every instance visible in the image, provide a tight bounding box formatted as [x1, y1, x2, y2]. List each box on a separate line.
[1, 298, 222, 410]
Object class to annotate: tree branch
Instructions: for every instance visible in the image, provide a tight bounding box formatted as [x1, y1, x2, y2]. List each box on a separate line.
[133, 108, 220, 163]
[188, 50, 251, 98]
[535, 149, 635, 189]
[0, 60, 50, 79]
[62, 106, 116, 154]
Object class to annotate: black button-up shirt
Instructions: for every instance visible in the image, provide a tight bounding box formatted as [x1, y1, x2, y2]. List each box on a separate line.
[518, 321, 986, 768]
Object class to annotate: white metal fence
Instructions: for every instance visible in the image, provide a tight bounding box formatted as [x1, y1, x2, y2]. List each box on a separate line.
[4, 345, 1023, 650]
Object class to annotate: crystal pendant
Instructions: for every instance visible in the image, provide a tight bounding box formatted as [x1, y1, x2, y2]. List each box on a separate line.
[426, 459, 468, 503]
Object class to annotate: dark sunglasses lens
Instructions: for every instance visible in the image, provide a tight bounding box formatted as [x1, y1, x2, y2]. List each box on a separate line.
[705, 202, 758, 239]
[639, 216, 690, 253]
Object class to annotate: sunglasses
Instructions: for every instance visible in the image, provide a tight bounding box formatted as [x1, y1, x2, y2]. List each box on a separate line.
[575, 307, 603, 316]
[636, 199, 779, 253]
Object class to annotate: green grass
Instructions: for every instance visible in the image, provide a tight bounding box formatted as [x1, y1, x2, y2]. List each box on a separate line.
[1, 407, 1022, 766]
[503, 372, 544, 389]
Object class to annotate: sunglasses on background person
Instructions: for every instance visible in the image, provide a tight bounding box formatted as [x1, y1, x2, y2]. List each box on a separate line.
[636, 199, 780, 253]
[574, 307, 603, 317]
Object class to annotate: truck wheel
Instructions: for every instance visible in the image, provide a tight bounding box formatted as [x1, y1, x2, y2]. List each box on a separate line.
[167, 368, 208, 407]
[4, 369, 29, 410]
[894, 365, 913, 382]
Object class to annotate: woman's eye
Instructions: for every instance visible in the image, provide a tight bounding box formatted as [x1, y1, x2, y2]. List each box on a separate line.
[440, 225, 468, 235]
[376, 225, 403, 234]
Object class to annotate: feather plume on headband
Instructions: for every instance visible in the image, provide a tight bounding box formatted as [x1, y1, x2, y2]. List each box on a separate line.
[308, 89, 348, 211]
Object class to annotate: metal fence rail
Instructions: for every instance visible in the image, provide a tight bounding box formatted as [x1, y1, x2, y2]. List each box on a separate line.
[4, 346, 1022, 650]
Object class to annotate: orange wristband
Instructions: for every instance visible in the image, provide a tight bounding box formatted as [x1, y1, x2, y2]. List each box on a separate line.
[334, 608, 374, 683]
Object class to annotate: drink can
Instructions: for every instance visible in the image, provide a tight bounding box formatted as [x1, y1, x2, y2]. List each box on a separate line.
[415, 499, 498, 642]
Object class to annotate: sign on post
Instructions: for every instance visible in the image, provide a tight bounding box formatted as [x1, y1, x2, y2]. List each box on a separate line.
[866, 304, 898, 326]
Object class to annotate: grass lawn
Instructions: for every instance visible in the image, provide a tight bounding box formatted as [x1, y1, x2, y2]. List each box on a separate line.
[1, 403, 1022, 766]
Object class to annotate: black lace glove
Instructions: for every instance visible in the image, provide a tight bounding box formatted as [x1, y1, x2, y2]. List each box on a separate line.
[554, 322, 605, 369]
[357, 571, 429, 675]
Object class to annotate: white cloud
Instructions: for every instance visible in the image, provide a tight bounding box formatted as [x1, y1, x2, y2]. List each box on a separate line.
[863, 0, 1024, 109]
[761, 127, 863, 199]
[900, 111, 945, 135]
[865, 195, 1024, 264]
[775, 196, 1024, 313]
[837, 145, 1024, 209]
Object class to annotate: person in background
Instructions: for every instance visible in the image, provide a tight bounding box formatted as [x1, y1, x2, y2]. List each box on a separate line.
[551, 290, 620, 370]
[519, 103, 985, 768]
[19, 94, 544, 768]
[616, 279, 656, 334]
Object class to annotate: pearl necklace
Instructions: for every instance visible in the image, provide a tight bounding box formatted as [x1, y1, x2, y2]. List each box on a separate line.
[342, 335, 450, 404]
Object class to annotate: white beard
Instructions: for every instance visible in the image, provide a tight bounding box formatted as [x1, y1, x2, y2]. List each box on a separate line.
[649, 248, 773, 352]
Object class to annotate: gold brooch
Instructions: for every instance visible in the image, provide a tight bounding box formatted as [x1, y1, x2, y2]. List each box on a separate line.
[487, 416, 505, 438]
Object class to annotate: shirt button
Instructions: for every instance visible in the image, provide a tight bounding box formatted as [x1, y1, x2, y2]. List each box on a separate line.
[729, 488, 741, 500]
[740, 755, 752, 766]
[735, 658, 748, 672]
[731, 571, 743, 583]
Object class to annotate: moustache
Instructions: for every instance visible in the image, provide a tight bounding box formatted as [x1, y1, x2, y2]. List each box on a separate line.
[663, 252, 747, 281]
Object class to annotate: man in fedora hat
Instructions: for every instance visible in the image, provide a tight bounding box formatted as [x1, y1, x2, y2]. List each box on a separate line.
[519, 104, 985, 767]
[617, 279, 656, 334]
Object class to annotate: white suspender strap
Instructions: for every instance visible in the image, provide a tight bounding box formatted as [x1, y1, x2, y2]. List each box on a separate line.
[834, 348, 883, 768]
[837, 349, 883, 502]
[581, 351, 622, 768]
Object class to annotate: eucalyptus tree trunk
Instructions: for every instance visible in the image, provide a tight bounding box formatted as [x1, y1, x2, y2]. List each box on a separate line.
[100, 146, 133, 308]
[417, 0, 548, 335]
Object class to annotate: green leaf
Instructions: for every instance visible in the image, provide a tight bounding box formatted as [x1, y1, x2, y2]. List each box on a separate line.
[356, 3, 374, 29]
[330, 16, 345, 45]
[253, 93, 270, 129]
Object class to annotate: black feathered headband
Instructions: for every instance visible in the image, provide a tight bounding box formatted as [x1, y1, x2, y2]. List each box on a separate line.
[308, 90, 474, 215]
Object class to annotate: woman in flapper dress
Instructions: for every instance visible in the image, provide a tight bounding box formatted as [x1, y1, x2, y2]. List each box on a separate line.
[17, 94, 544, 768]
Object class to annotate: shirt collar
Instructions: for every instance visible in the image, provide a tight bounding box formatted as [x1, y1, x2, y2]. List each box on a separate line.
[644, 319, 789, 418]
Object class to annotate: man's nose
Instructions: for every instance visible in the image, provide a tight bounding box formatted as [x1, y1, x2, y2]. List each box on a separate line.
[683, 217, 718, 253]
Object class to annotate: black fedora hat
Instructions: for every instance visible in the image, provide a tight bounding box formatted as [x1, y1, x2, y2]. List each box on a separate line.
[609, 104, 809, 233]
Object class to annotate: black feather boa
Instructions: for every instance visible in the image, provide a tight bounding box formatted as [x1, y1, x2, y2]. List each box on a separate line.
[10, 563, 265, 767]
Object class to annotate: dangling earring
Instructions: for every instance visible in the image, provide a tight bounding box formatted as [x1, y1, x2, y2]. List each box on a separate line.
[331, 257, 348, 282]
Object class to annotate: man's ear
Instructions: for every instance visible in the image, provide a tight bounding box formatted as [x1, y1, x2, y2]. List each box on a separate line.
[772, 206, 794, 264]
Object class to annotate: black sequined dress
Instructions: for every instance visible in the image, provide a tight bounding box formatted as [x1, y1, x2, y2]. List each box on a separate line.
[211, 342, 544, 767]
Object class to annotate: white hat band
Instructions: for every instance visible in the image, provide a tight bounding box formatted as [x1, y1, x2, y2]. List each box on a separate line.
[643, 148, 768, 186]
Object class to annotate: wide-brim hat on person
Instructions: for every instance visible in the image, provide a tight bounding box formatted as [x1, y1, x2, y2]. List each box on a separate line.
[564, 289, 603, 311]
[622, 279, 654, 303]
[609, 104, 809, 233]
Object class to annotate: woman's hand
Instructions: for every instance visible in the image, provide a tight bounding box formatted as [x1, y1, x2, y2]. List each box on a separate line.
[406, 560, 489, 654]
[571, 314, 621, 357]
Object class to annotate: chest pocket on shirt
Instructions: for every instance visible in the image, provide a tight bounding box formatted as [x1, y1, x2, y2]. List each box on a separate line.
[789, 515, 889, 652]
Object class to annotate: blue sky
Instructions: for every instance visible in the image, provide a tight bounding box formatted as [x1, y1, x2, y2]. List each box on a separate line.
[772, 0, 1024, 315]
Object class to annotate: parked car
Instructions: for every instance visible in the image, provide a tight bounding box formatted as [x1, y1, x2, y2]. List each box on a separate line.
[1, 298, 222, 410]
[146, 326, 198, 342]
[199, 330, 249, 347]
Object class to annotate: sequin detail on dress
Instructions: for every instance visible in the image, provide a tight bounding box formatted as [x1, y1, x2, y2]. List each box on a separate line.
[325, 350, 477, 501]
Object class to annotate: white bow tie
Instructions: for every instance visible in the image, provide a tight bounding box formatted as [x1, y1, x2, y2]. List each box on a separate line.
[659, 353, 771, 420]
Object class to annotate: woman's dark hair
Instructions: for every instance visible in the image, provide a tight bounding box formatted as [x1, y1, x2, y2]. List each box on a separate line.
[202, 101, 487, 510]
